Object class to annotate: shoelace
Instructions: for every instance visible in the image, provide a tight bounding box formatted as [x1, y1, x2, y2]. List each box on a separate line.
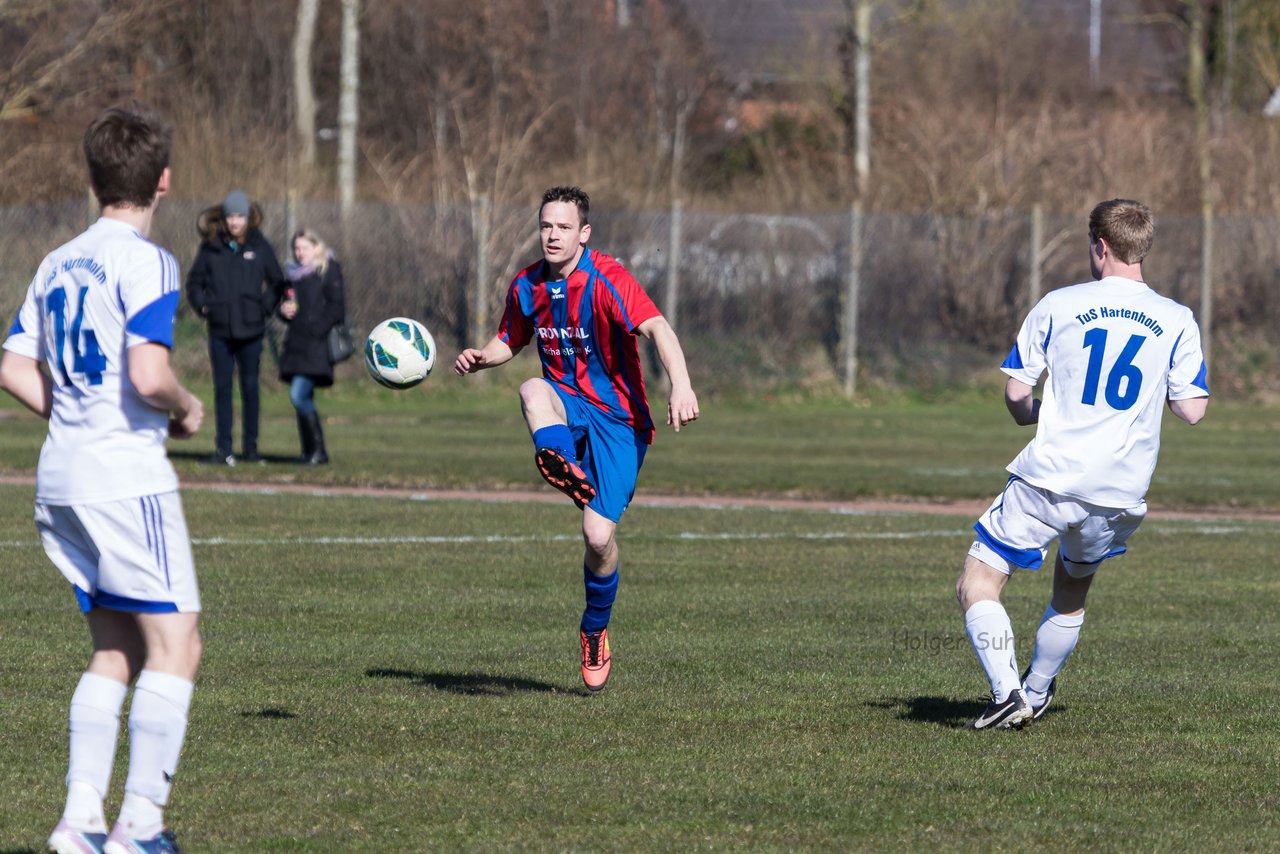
[582, 633, 602, 667]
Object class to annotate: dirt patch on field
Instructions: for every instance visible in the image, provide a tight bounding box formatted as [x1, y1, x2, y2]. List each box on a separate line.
[3, 473, 1276, 522]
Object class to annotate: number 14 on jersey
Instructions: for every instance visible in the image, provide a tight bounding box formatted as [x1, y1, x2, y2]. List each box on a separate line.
[46, 285, 106, 387]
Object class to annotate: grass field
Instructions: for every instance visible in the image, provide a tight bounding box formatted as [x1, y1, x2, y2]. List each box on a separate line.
[1, 388, 1279, 851]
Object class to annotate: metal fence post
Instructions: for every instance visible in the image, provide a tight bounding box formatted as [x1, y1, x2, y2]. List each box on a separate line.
[1029, 203, 1042, 308]
[661, 197, 684, 394]
[1200, 201, 1213, 367]
[472, 193, 490, 352]
[843, 201, 862, 398]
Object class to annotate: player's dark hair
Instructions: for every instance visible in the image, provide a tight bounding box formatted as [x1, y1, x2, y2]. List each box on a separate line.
[1089, 199, 1153, 265]
[83, 104, 173, 209]
[540, 186, 590, 226]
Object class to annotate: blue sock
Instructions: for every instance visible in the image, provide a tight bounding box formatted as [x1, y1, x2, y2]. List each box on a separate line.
[532, 425, 576, 462]
[581, 564, 618, 633]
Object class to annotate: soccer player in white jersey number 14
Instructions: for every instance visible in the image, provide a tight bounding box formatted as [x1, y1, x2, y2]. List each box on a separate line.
[955, 199, 1210, 731]
[0, 105, 205, 854]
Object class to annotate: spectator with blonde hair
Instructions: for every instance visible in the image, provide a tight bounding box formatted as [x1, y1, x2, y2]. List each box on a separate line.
[278, 228, 346, 464]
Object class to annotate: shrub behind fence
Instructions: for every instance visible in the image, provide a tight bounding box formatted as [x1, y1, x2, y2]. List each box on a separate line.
[2, 200, 1276, 396]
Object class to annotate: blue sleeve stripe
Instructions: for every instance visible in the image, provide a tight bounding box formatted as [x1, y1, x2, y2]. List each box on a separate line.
[126, 291, 180, 347]
[1191, 360, 1209, 393]
[1000, 344, 1023, 370]
[159, 248, 172, 294]
[8, 314, 23, 336]
[1043, 317, 1053, 349]
[1169, 329, 1185, 369]
[166, 251, 179, 294]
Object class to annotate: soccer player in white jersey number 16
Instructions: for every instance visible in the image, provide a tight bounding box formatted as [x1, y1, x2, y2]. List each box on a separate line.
[0, 105, 205, 854]
[953, 199, 1210, 731]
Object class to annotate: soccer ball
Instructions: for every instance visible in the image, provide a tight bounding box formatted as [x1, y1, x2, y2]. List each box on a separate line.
[364, 317, 436, 389]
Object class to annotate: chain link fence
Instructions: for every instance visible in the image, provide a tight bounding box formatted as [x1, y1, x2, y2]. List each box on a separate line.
[2, 199, 1277, 395]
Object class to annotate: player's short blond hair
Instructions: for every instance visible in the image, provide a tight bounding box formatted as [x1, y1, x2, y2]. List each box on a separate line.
[1089, 199, 1153, 264]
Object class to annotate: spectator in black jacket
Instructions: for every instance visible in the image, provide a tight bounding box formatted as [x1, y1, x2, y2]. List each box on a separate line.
[279, 228, 346, 464]
[185, 190, 285, 465]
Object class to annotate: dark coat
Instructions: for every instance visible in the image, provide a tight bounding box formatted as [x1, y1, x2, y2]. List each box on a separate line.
[185, 203, 285, 340]
[279, 260, 346, 386]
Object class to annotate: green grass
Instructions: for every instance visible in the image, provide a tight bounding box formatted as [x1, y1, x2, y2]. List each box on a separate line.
[1, 381, 1278, 508]
[0, 489, 1277, 850]
[1, 390, 1279, 850]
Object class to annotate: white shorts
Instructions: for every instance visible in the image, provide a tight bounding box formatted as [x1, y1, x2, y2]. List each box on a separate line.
[968, 477, 1146, 577]
[35, 492, 200, 613]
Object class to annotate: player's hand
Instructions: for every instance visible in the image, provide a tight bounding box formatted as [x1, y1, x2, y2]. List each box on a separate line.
[453, 348, 486, 375]
[667, 386, 699, 433]
[170, 394, 204, 440]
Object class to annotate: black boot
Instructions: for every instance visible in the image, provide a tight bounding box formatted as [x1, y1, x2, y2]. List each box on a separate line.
[296, 411, 315, 462]
[303, 410, 328, 465]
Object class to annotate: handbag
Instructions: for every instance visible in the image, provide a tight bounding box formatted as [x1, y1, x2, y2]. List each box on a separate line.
[327, 319, 357, 363]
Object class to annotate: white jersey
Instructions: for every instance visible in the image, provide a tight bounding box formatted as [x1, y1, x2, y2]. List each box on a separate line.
[4, 217, 182, 504]
[1000, 275, 1209, 508]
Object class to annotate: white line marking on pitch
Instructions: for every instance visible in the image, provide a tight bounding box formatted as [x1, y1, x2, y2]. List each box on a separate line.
[191, 530, 970, 546]
[0, 525, 1273, 550]
[0, 530, 970, 548]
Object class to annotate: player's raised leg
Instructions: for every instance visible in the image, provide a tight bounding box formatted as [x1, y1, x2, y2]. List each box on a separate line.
[579, 508, 619, 691]
[956, 555, 1031, 729]
[1022, 553, 1093, 720]
[104, 612, 201, 854]
[520, 378, 596, 506]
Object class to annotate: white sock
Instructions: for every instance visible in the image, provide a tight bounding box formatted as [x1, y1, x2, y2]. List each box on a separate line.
[116, 792, 164, 839]
[64, 672, 128, 832]
[964, 600, 1021, 702]
[119, 670, 194, 836]
[1024, 604, 1085, 704]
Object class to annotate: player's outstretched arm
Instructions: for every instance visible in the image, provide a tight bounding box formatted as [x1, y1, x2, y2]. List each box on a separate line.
[1168, 396, 1208, 426]
[0, 352, 53, 419]
[1004, 377, 1039, 426]
[453, 336, 516, 375]
[637, 316, 699, 432]
[128, 343, 204, 439]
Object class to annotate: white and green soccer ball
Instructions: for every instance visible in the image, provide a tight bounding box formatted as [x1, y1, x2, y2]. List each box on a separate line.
[364, 317, 436, 389]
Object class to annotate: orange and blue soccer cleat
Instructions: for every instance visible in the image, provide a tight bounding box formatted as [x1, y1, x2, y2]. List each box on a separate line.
[580, 628, 612, 692]
[535, 449, 597, 508]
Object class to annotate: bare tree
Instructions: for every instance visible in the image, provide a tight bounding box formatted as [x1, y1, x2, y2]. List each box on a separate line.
[0, 2, 160, 123]
[839, 0, 872, 398]
[337, 0, 361, 224]
[1187, 0, 1214, 365]
[292, 0, 321, 170]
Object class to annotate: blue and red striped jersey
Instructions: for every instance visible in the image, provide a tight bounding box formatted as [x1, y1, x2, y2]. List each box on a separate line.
[498, 248, 662, 443]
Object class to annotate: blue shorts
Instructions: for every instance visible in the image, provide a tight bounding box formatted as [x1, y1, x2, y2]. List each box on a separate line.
[546, 381, 648, 523]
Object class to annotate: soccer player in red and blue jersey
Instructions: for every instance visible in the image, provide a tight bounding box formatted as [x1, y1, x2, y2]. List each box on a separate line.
[454, 186, 699, 691]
